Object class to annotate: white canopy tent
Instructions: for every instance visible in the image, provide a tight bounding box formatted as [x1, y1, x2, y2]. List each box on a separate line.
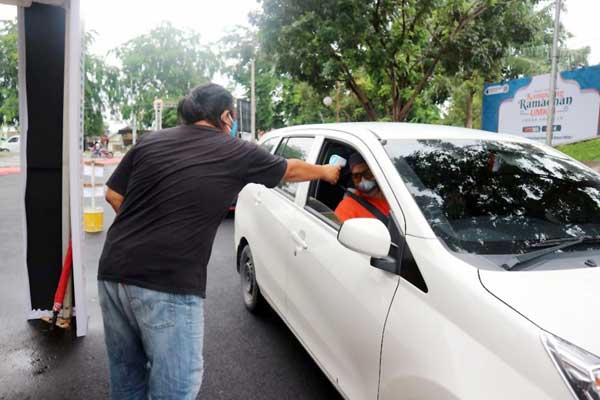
[1, 0, 87, 336]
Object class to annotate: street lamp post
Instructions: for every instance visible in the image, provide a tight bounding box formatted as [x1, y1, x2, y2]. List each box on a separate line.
[546, 0, 562, 146]
[323, 96, 333, 124]
[153, 98, 163, 131]
[323, 82, 342, 122]
[132, 113, 137, 146]
[335, 81, 341, 122]
[250, 58, 256, 142]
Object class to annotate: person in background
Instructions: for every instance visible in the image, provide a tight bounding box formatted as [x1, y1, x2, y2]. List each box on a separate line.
[335, 153, 390, 223]
[98, 83, 340, 400]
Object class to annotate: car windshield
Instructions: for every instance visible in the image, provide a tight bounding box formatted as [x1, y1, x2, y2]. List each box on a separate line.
[385, 138, 600, 256]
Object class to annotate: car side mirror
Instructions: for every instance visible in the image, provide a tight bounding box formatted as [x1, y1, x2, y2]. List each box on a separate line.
[337, 218, 391, 259]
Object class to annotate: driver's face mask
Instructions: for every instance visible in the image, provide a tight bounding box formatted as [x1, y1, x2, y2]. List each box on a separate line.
[357, 178, 377, 193]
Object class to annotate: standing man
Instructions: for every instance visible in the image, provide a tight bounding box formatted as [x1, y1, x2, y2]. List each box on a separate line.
[98, 83, 340, 400]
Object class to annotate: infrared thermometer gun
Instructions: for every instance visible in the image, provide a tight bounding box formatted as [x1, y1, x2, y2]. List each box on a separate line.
[328, 155, 347, 168]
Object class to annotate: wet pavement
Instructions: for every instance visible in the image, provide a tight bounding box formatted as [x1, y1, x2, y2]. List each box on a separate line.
[0, 169, 342, 400]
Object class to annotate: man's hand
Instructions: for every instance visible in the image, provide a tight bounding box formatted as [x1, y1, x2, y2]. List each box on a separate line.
[321, 165, 341, 185]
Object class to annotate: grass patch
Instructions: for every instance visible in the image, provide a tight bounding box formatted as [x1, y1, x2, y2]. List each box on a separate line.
[556, 139, 600, 161]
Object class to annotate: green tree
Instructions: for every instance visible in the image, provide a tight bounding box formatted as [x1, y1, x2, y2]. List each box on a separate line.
[223, 26, 403, 129]
[439, 1, 543, 128]
[256, 0, 530, 122]
[114, 22, 219, 129]
[84, 32, 121, 137]
[0, 23, 122, 135]
[0, 19, 18, 127]
[502, 2, 590, 79]
[221, 27, 286, 131]
[442, 2, 591, 129]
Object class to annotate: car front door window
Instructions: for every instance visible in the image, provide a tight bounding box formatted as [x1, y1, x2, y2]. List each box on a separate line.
[260, 137, 279, 154]
[274, 136, 315, 198]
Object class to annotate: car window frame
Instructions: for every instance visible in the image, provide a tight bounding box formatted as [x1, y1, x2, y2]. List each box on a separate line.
[300, 135, 402, 235]
[273, 134, 321, 205]
[299, 133, 395, 227]
[289, 131, 428, 291]
[259, 136, 282, 154]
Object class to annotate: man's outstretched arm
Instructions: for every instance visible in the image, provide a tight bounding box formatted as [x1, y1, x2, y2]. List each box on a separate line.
[283, 159, 340, 185]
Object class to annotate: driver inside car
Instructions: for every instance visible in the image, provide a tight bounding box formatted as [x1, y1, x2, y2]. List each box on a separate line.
[334, 153, 390, 223]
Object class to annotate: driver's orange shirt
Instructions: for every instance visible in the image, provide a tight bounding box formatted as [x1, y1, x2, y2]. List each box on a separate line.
[334, 192, 390, 223]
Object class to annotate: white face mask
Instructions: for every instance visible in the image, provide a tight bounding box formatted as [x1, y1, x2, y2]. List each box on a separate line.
[357, 178, 377, 193]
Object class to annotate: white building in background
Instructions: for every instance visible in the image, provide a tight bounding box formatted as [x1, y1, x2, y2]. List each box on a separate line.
[106, 131, 124, 153]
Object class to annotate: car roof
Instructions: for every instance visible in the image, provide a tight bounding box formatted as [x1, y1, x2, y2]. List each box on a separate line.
[268, 122, 535, 144]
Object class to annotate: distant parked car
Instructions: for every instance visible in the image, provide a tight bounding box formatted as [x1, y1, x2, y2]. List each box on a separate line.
[0, 135, 20, 152]
[235, 122, 600, 400]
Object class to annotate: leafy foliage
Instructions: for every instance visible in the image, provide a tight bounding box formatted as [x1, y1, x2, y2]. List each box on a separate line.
[0, 20, 18, 127]
[441, 2, 591, 128]
[221, 27, 286, 131]
[221, 26, 371, 130]
[84, 32, 121, 137]
[114, 22, 219, 129]
[0, 6, 594, 136]
[256, 0, 538, 122]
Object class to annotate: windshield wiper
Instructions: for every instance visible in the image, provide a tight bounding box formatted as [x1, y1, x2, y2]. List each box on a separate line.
[526, 237, 586, 248]
[503, 236, 600, 271]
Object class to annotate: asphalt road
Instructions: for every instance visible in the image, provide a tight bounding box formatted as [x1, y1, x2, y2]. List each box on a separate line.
[0, 169, 342, 400]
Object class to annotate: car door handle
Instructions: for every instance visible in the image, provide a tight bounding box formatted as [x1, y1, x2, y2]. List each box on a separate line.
[291, 231, 308, 250]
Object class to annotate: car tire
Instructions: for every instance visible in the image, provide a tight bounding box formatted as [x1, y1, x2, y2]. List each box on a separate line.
[239, 244, 264, 313]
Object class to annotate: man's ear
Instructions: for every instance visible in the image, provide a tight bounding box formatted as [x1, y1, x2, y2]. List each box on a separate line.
[220, 110, 231, 126]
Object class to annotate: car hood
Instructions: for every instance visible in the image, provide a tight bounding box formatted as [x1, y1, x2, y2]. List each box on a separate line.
[479, 266, 600, 357]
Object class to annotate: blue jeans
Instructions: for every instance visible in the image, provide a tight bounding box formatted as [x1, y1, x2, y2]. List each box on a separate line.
[98, 281, 204, 400]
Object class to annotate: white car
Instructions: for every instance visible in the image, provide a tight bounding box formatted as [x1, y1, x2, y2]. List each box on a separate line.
[0, 135, 20, 152]
[234, 123, 600, 400]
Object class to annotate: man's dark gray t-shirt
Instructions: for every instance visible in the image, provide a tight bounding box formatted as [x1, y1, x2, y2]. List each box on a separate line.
[98, 125, 287, 298]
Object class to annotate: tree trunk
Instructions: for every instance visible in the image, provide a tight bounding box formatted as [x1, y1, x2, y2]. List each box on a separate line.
[340, 63, 378, 121]
[397, 59, 440, 122]
[465, 88, 474, 128]
[392, 99, 404, 122]
[391, 80, 403, 121]
[347, 81, 378, 121]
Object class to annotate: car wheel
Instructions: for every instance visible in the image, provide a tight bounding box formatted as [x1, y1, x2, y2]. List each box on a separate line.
[239, 244, 264, 313]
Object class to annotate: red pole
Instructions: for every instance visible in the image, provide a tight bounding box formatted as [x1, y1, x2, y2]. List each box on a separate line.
[51, 241, 72, 328]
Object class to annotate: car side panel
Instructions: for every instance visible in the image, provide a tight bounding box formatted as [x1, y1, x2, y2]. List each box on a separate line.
[236, 183, 300, 313]
[379, 236, 571, 400]
[285, 206, 400, 400]
[280, 128, 402, 400]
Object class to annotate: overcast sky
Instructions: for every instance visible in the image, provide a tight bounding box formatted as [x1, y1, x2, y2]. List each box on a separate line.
[0, 0, 598, 67]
